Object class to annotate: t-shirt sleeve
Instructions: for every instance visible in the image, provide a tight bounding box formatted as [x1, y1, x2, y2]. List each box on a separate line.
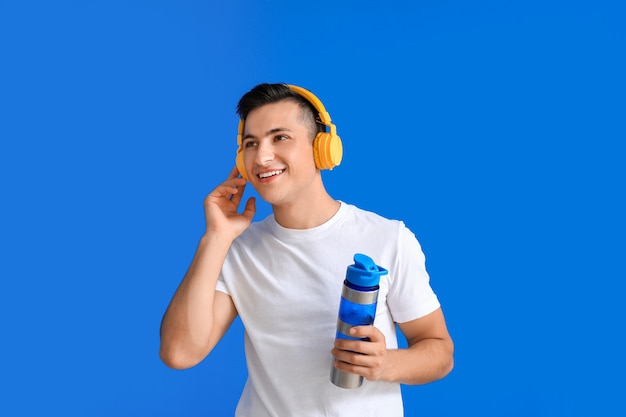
[216, 273, 231, 296]
[386, 223, 441, 323]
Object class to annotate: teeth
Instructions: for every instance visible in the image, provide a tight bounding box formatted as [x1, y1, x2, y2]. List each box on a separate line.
[259, 170, 283, 179]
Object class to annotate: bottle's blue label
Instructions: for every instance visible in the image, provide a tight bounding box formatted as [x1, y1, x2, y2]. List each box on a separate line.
[338, 298, 378, 326]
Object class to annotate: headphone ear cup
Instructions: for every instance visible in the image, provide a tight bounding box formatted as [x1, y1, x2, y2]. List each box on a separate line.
[236, 119, 248, 180]
[313, 132, 343, 170]
[236, 149, 248, 180]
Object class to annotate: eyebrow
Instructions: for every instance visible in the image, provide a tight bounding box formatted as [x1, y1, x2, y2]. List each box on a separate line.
[242, 127, 293, 141]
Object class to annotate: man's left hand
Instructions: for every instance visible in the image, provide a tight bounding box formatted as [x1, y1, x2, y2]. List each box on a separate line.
[331, 325, 389, 381]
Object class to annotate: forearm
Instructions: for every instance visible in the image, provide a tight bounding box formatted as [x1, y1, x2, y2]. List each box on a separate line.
[381, 337, 454, 385]
[159, 233, 232, 368]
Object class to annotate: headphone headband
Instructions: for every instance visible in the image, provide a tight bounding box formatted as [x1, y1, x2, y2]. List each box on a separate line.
[286, 84, 332, 127]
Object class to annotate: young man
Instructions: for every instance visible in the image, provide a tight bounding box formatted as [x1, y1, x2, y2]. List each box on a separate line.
[160, 83, 454, 416]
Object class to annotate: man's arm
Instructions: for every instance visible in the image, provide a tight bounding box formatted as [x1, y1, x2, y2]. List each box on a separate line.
[332, 307, 454, 385]
[159, 167, 255, 370]
[159, 234, 239, 370]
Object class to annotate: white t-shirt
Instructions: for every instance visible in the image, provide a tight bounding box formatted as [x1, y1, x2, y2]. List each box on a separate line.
[217, 202, 441, 417]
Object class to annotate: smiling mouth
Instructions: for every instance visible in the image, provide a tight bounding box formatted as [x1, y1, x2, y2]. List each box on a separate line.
[258, 169, 284, 179]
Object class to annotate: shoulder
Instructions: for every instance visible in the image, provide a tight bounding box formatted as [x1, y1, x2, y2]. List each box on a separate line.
[343, 202, 406, 229]
[342, 203, 423, 250]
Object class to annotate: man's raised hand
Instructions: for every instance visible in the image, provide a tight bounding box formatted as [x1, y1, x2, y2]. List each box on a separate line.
[203, 166, 256, 240]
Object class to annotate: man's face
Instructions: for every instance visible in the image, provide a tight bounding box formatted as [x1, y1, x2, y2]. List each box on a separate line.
[240, 100, 319, 206]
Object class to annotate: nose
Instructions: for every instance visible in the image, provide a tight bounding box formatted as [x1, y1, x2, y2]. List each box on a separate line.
[254, 141, 275, 166]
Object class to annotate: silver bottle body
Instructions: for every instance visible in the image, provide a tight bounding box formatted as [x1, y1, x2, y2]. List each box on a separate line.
[331, 284, 379, 389]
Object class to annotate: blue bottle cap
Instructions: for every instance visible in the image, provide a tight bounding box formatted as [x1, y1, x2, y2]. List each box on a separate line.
[346, 253, 388, 287]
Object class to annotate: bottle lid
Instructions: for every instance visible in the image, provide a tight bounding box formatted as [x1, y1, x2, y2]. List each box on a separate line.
[346, 253, 388, 287]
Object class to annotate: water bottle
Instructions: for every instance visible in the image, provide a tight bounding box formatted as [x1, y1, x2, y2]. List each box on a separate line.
[331, 253, 388, 389]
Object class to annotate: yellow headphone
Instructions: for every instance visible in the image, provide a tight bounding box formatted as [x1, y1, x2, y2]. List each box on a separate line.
[235, 84, 343, 180]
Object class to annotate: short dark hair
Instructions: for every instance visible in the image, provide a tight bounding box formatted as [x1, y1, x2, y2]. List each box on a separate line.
[236, 83, 324, 140]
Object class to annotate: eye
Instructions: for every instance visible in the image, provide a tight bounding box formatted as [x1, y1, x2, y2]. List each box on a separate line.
[243, 140, 258, 149]
[274, 134, 288, 142]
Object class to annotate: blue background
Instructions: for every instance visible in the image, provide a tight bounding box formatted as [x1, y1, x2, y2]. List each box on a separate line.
[1, 1, 624, 416]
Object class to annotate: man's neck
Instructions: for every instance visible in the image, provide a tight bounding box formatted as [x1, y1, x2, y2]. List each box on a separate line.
[272, 195, 341, 230]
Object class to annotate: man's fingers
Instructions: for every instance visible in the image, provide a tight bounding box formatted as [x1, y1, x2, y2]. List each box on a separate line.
[350, 325, 385, 342]
[241, 197, 256, 221]
[333, 326, 386, 356]
[229, 180, 246, 205]
[227, 165, 240, 180]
